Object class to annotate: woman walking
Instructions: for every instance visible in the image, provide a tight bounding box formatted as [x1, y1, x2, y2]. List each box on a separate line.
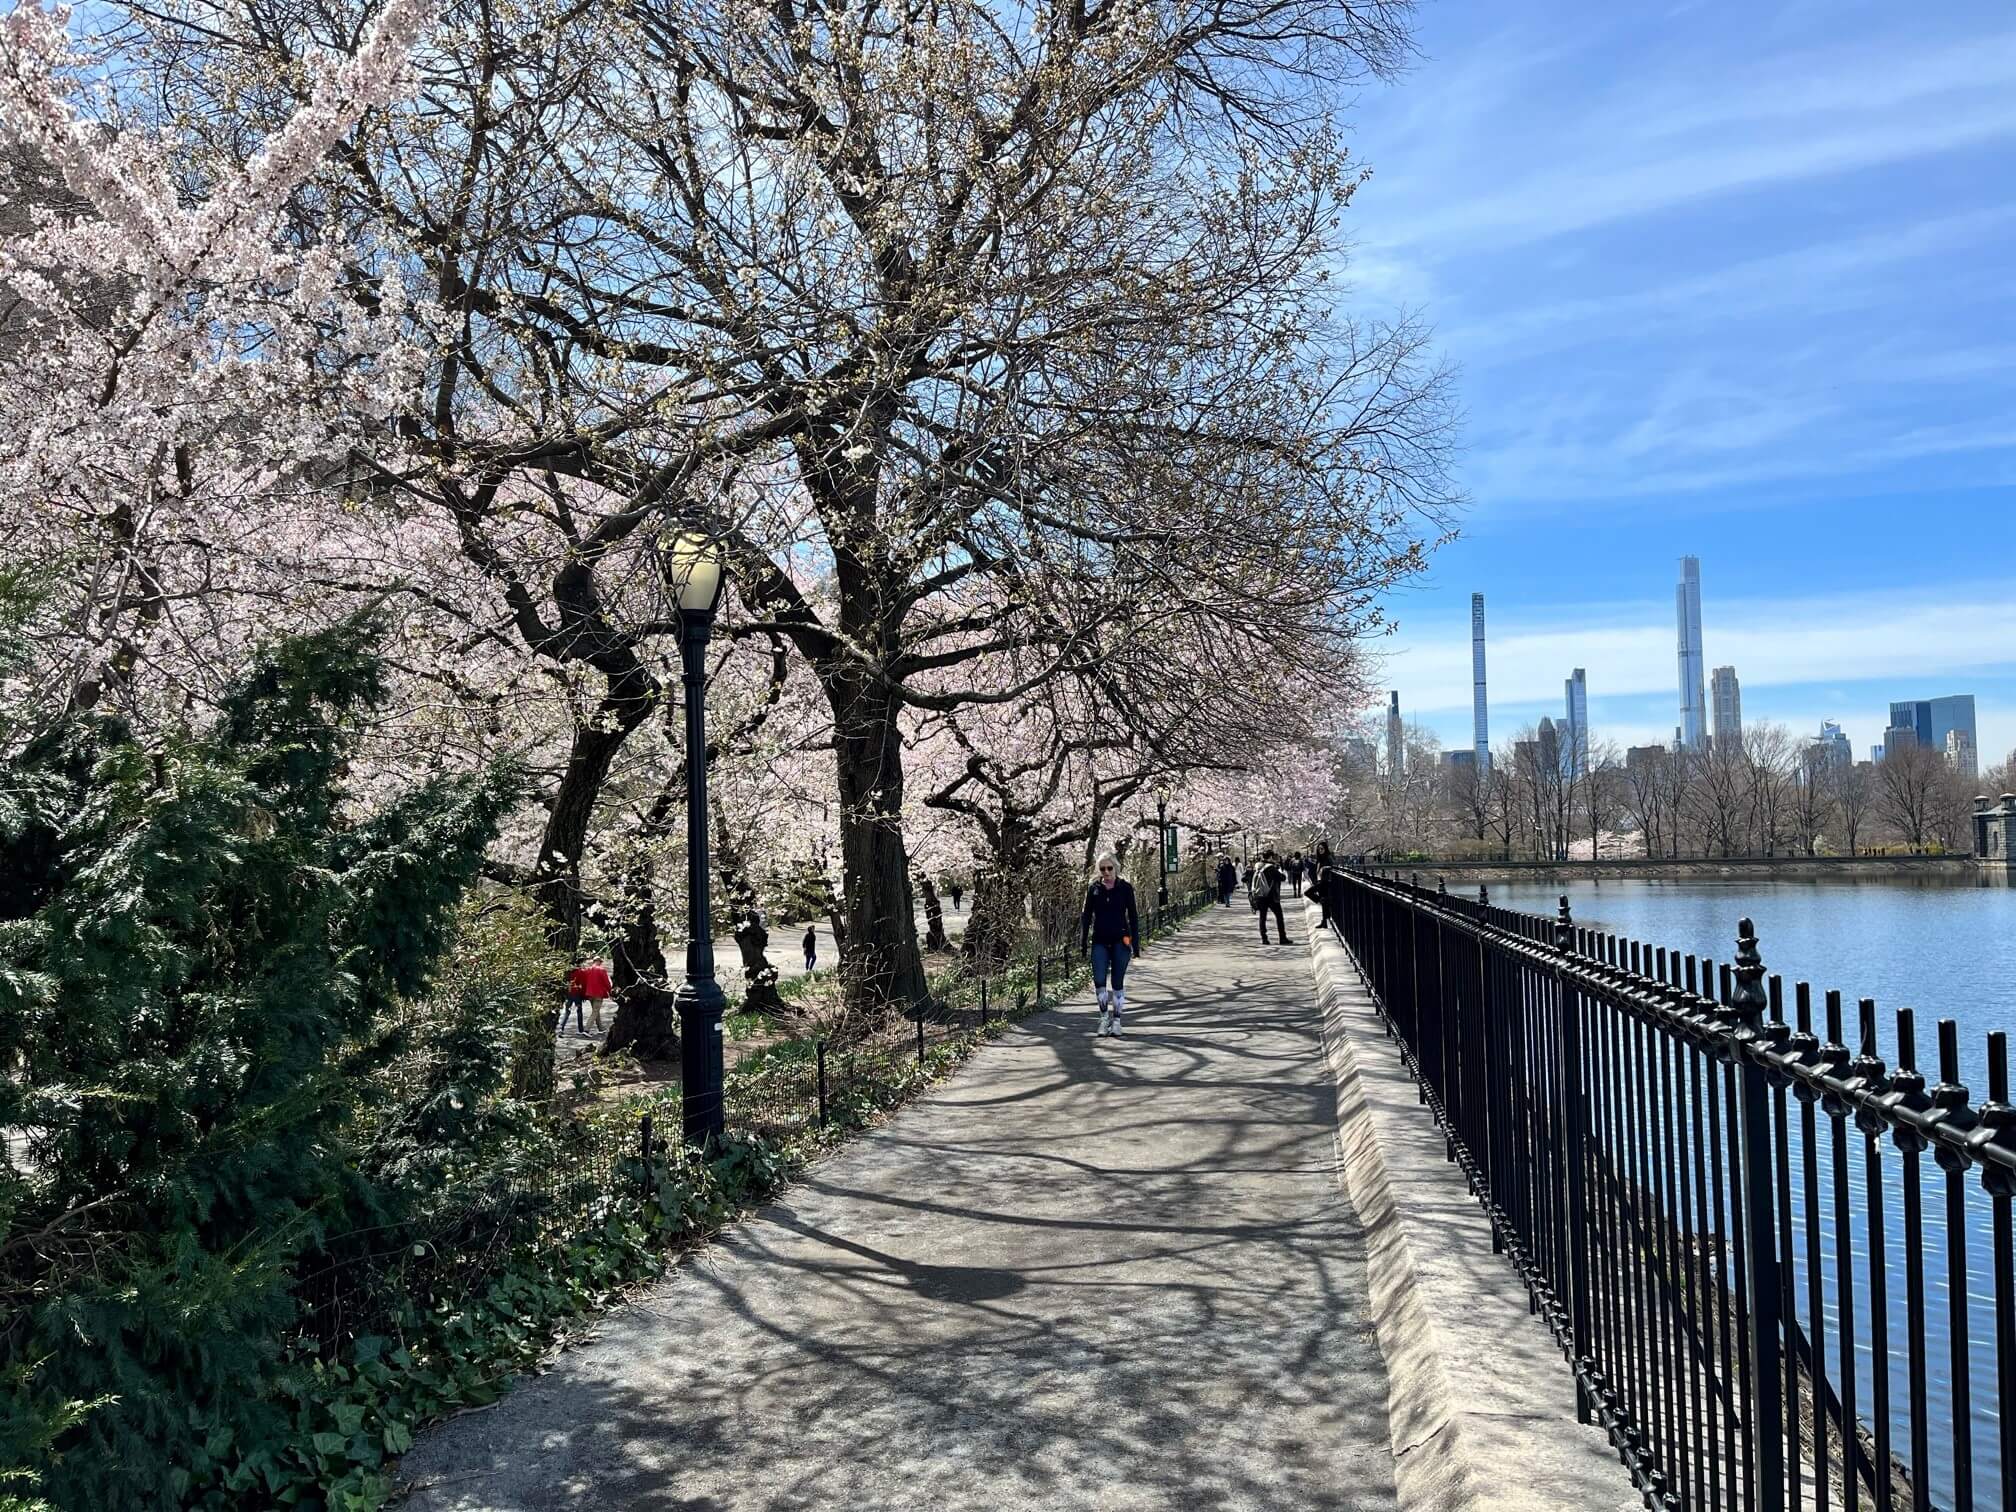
[1079, 854, 1142, 1037]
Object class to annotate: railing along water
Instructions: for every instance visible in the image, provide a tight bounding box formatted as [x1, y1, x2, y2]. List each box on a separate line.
[1326, 867, 2016, 1512]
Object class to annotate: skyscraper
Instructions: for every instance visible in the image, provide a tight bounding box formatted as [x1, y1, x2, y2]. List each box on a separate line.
[1711, 665, 1742, 750]
[1676, 556, 1707, 751]
[1386, 691, 1404, 779]
[1886, 696, 1978, 778]
[1563, 668, 1589, 778]
[1814, 720, 1852, 770]
[1471, 592, 1490, 773]
[1946, 729, 1977, 779]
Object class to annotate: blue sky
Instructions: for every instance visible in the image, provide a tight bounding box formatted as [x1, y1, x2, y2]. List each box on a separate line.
[1348, 0, 2016, 770]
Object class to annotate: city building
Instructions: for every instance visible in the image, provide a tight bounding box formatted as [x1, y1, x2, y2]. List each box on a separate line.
[1537, 716, 1561, 776]
[1946, 728, 1977, 778]
[1675, 556, 1707, 751]
[1870, 742, 1886, 764]
[1442, 749, 1478, 775]
[1563, 668, 1589, 778]
[1886, 696, 1978, 777]
[1386, 691, 1404, 779]
[1880, 724, 1917, 761]
[1805, 720, 1852, 775]
[1626, 743, 1667, 775]
[1710, 665, 1742, 750]
[1471, 592, 1490, 774]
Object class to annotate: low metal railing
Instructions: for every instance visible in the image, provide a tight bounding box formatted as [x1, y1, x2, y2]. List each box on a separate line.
[1325, 867, 2016, 1512]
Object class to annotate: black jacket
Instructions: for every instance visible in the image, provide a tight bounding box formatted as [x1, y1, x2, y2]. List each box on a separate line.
[1079, 879, 1141, 949]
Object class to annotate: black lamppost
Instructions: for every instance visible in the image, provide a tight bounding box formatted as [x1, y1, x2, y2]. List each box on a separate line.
[669, 531, 729, 1148]
[1155, 783, 1171, 907]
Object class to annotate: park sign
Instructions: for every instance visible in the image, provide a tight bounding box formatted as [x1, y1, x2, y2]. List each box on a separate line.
[1163, 824, 1179, 874]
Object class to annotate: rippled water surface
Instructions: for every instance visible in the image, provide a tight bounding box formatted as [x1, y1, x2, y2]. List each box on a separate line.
[1463, 874, 2016, 1505]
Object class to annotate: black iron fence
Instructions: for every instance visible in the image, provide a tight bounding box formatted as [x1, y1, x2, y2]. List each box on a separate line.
[1325, 866, 2016, 1512]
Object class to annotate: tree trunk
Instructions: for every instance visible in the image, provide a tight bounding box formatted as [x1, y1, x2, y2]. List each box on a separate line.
[829, 679, 929, 1014]
[962, 867, 1024, 971]
[600, 764, 681, 1061]
[715, 811, 785, 1018]
[917, 873, 950, 952]
[533, 678, 656, 950]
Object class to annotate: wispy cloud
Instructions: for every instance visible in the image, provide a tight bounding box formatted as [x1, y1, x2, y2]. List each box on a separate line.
[1364, 23, 2016, 254]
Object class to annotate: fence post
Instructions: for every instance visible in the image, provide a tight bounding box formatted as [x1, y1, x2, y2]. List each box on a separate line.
[916, 1012, 926, 1063]
[1552, 897, 1593, 1423]
[1036, 953, 1045, 1008]
[981, 979, 990, 1026]
[639, 1112, 655, 1200]
[816, 1042, 828, 1128]
[1729, 916, 1787, 1512]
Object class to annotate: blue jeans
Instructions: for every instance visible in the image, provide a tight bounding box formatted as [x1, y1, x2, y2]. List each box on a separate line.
[1090, 941, 1131, 991]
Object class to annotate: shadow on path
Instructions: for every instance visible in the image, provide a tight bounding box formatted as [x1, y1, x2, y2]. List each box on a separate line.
[396, 910, 1396, 1511]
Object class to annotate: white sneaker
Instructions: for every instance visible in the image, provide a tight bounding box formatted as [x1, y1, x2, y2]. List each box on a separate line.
[1095, 1010, 1111, 1036]
[1109, 1014, 1124, 1037]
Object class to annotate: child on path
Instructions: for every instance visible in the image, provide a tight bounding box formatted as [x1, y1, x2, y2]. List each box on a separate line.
[1079, 854, 1142, 1037]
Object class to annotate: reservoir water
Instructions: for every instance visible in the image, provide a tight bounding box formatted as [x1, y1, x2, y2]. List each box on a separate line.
[1476, 873, 2016, 1507]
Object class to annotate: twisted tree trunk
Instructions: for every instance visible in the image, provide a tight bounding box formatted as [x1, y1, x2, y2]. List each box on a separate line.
[917, 874, 950, 952]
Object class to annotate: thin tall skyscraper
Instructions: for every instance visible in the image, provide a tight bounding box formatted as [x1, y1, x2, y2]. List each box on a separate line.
[1471, 593, 1490, 772]
[1387, 690, 1404, 779]
[1676, 556, 1707, 751]
[1563, 668, 1588, 777]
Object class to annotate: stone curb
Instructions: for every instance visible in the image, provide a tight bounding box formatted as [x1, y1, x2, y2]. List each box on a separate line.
[1307, 905, 1643, 1512]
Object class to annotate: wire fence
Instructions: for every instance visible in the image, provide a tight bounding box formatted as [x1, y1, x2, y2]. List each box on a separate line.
[295, 889, 1216, 1355]
[1325, 865, 2016, 1512]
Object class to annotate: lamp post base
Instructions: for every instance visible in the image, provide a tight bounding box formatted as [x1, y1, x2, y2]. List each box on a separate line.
[676, 978, 729, 1149]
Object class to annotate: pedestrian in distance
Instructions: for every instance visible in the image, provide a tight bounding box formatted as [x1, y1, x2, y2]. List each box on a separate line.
[950, 882, 963, 911]
[1216, 855, 1238, 907]
[1311, 839, 1337, 931]
[803, 925, 818, 973]
[1080, 854, 1141, 1037]
[1285, 852, 1304, 897]
[1250, 851, 1290, 945]
[578, 956, 613, 1034]
[562, 962, 588, 1036]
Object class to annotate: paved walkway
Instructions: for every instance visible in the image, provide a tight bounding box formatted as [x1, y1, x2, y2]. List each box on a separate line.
[398, 906, 1397, 1511]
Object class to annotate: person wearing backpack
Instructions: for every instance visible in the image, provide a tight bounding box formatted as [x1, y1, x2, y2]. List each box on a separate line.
[1250, 851, 1290, 945]
[1079, 854, 1142, 1037]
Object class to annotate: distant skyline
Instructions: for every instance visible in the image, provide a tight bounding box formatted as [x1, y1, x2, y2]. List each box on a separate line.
[1341, 0, 2016, 774]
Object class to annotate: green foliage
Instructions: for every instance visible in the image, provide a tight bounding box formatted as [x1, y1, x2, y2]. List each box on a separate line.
[0, 615, 518, 1509]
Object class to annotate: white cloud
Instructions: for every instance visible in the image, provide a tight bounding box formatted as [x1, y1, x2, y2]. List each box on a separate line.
[1362, 24, 2016, 255]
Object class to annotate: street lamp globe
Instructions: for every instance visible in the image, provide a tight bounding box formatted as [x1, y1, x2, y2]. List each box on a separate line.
[667, 530, 728, 617]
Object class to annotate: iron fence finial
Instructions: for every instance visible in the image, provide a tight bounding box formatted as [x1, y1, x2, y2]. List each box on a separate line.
[1554, 895, 1572, 953]
[1729, 915, 1768, 1034]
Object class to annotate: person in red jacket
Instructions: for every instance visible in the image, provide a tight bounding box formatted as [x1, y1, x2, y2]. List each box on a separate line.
[577, 957, 613, 1034]
[562, 963, 588, 1036]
